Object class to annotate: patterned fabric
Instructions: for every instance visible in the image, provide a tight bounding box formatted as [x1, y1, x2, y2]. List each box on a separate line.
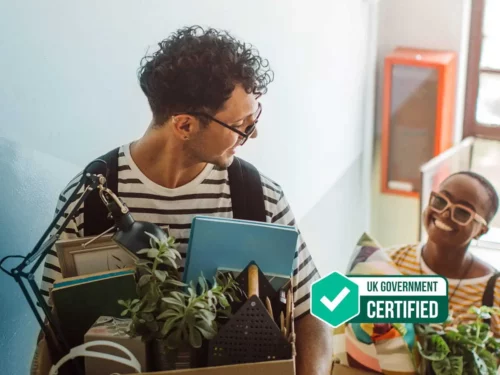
[332, 233, 418, 375]
[41, 143, 319, 320]
[387, 243, 500, 337]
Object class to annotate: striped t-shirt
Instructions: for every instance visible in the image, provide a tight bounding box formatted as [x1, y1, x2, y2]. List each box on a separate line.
[41, 143, 319, 319]
[387, 243, 500, 337]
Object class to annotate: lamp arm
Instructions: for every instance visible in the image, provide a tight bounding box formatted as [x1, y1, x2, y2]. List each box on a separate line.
[0, 158, 161, 375]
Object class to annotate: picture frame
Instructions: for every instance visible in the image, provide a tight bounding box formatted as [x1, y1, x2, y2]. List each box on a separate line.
[55, 225, 170, 278]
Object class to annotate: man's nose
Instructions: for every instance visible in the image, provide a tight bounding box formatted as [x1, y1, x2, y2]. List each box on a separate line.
[250, 128, 258, 139]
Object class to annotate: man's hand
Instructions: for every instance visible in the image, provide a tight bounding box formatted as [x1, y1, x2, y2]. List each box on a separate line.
[294, 313, 333, 375]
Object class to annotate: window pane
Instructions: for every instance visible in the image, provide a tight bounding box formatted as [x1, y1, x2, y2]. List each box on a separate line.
[481, 0, 500, 69]
[476, 72, 500, 126]
[480, 37, 500, 70]
[484, 0, 500, 38]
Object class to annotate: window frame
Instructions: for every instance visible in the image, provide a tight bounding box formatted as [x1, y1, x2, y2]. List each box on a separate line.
[463, 0, 500, 140]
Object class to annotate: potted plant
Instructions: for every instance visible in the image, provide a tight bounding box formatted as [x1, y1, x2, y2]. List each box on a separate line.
[415, 306, 500, 374]
[118, 231, 243, 370]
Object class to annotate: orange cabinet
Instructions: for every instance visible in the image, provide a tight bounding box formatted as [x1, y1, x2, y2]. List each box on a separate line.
[381, 47, 457, 197]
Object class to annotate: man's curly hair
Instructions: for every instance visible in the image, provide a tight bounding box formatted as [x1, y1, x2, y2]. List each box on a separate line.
[138, 26, 274, 125]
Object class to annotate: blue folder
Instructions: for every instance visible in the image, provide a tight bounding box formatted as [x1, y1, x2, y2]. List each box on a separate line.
[182, 216, 299, 287]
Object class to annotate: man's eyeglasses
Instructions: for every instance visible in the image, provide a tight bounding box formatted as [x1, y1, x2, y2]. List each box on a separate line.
[186, 102, 262, 146]
[428, 191, 487, 226]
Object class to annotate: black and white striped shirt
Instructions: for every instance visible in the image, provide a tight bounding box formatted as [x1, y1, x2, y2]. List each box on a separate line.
[42, 144, 319, 319]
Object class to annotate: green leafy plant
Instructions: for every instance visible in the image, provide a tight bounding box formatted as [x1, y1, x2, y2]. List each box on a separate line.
[415, 306, 500, 375]
[118, 232, 243, 351]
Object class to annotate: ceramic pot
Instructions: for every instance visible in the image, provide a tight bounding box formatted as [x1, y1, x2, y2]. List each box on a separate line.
[147, 340, 207, 371]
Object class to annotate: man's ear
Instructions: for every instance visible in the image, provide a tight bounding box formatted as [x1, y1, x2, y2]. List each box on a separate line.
[171, 115, 198, 140]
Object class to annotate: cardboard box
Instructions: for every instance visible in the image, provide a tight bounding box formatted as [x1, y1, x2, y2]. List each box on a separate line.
[331, 364, 378, 375]
[32, 337, 295, 375]
[130, 359, 295, 375]
[34, 264, 296, 375]
[84, 316, 147, 375]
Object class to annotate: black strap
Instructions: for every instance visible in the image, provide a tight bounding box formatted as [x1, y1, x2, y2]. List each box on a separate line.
[482, 271, 500, 307]
[482, 271, 500, 325]
[227, 157, 267, 222]
[83, 147, 120, 236]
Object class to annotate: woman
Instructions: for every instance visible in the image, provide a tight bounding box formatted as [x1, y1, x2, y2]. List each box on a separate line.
[388, 171, 500, 336]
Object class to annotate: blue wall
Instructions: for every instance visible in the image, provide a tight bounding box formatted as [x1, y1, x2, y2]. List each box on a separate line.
[0, 138, 80, 375]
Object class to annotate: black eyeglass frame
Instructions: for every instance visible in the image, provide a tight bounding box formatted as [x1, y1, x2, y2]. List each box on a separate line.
[185, 102, 262, 145]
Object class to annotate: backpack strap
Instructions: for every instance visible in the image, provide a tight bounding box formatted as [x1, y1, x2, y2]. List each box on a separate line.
[227, 157, 266, 223]
[482, 271, 500, 326]
[83, 152, 266, 236]
[83, 147, 120, 236]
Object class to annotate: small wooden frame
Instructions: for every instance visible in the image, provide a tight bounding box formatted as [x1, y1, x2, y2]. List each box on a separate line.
[55, 233, 137, 278]
[55, 225, 169, 278]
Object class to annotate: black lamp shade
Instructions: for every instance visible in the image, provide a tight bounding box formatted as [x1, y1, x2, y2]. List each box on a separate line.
[113, 220, 168, 256]
[107, 201, 169, 256]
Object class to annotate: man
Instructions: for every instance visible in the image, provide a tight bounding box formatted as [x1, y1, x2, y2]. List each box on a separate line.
[42, 26, 332, 374]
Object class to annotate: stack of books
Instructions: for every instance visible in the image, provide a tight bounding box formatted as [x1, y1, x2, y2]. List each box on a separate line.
[50, 268, 138, 349]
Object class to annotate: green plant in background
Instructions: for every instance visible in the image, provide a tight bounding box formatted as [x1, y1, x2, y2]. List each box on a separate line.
[415, 306, 500, 375]
[118, 231, 243, 350]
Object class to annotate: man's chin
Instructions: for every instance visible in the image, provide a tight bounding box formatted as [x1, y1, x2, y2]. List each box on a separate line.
[212, 155, 234, 169]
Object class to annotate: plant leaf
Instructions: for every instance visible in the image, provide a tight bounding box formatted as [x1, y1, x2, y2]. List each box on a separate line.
[162, 297, 185, 308]
[131, 303, 141, 313]
[196, 319, 217, 340]
[218, 294, 229, 308]
[138, 275, 152, 288]
[170, 291, 186, 301]
[416, 340, 448, 361]
[147, 249, 159, 258]
[431, 357, 463, 375]
[448, 356, 463, 375]
[136, 265, 152, 275]
[198, 276, 206, 294]
[198, 309, 216, 322]
[154, 270, 167, 282]
[161, 318, 176, 336]
[156, 309, 181, 321]
[166, 325, 183, 350]
[164, 279, 186, 287]
[431, 358, 450, 375]
[188, 326, 202, 348]
[144, 231, 160, 246]
[162, 256, 178, 268]
[476, 349, 497, 373]
[476, 323, 491, 341]
[136, 249, 150, 255]
[471, 350, 489, 375]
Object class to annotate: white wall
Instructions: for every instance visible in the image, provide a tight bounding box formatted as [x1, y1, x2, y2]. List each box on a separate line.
[375, 0, 472, 144]
[0, 1, 375, 372]
[371, 0, 473, 246]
